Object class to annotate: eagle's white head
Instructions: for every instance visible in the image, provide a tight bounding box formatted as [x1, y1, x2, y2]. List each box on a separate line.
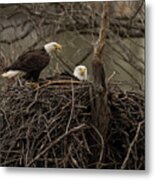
[73, 65, 87, 81]
[44, 42, 62, 54]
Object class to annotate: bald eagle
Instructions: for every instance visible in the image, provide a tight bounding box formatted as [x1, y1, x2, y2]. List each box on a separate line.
[73, 65, 87, 81]
[44, 65, 87, 82]
[2, 42, 62, 82]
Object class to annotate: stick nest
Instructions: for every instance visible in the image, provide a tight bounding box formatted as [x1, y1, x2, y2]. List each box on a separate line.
[0, 77, 145, 169]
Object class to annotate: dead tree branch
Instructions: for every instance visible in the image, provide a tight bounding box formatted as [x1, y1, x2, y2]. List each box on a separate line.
[92, 2, 110, 147]
[121, 121, 144, 169]
[94, 2, 109, 60]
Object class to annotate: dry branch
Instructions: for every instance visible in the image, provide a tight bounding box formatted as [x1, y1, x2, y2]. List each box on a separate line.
[121, 121, 144, 169]
[94, 2, 109, 60]
[92, 2, 110, 145]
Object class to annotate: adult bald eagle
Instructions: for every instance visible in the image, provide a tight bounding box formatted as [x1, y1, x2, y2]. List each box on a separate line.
[73, 65, 87, 81]
[2, 42, 62, 82]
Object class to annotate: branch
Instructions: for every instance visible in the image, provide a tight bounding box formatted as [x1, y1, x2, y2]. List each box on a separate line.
[27, 123, 87, 167]
[121, 121, 144, 169]
[91, 2, 111, 150]
[94, 2, 109, 60]
[92, 2, 110, 88]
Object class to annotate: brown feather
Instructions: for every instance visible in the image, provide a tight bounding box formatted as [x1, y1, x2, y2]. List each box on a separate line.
[4, 48, 50, 81]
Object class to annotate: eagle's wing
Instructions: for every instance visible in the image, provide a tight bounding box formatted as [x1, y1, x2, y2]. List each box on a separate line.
[5, 50, 50, 72]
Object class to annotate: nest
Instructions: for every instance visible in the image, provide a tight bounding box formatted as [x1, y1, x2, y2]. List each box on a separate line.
[0, 77, 145, 169]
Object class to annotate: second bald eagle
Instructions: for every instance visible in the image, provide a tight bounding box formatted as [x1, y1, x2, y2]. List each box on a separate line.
[2, 42, 62, 81]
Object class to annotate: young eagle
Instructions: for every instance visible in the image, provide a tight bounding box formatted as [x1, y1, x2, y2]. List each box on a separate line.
[2, 42, 62, 81]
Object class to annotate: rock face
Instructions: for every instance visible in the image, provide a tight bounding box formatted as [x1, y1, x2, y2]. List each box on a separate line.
[0, 2, 144, 91]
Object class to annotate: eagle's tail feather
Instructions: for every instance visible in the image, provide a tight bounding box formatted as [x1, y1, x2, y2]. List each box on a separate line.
[2, 70, 21, 78]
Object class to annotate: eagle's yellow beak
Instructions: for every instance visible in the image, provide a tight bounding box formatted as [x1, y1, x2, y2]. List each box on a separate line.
[55, 43, 62, 50]
[80, 68, 86, 76]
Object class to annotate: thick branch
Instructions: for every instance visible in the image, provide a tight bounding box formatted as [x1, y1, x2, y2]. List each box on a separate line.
[91, 2, 110, 144]
[94, 2, 109, 60]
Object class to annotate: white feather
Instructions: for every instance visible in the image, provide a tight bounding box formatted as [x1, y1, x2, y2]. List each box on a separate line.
[44, 42, 62, 55]
[73, 65, 87, 81]
[2, 70, 21, 78]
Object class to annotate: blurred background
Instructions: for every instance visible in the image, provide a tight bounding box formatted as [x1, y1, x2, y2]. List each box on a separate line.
[0, 1, 145, 90]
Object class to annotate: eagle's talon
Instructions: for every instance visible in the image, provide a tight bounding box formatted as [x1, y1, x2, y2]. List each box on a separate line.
[25, 81, 40, 89]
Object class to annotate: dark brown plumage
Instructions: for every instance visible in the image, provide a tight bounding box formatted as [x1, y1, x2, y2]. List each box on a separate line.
[0, 54, 6, 72]
[3, 48, 50, 82]
[2, 42, 62, 82]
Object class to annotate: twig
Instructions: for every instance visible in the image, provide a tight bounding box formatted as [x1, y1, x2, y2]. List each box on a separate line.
[75, 47, 93, 66]
[55, 53, 73, 73]
[94, 2, 109, 59]
[108, 71, 116, 82]
[66, 81, 75, 133]
[89, 124, 104, 168]
[27, 123, 87, 167]
[0, 108, 10, 128]
[37, 80, 83, 89]
[121, 121, 144, 169]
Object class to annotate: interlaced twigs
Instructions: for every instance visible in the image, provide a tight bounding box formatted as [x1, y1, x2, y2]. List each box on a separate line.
[27, 123, 87, 167]
[105, 85, 145, 169]
[0, 79, 100, 168]
[0, 79, 144, 169]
